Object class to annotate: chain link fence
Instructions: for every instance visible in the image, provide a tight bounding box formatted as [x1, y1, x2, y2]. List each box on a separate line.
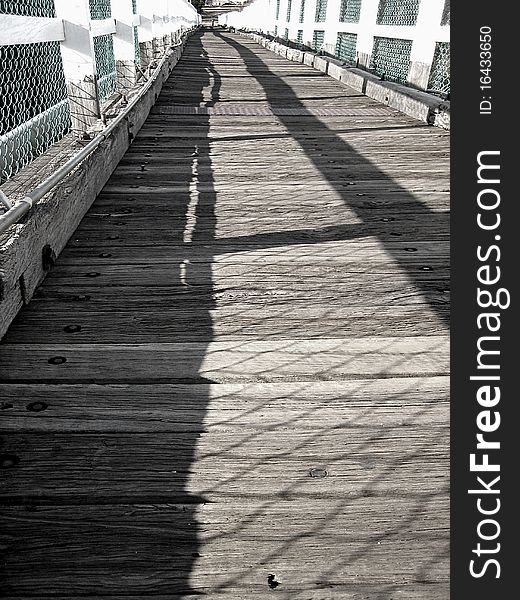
[89, 0, 118, 104]
[93, 34, 118, 103]
[89, 0, 111, 20]
[339, 0, 361, 23]
[0, 1, 70, 183]
[131, 0, 140, 65]
[441, 0, 450, 25]
[376, 0, 420, 26]
[336, 32, 357, 63]
[299, 0, 305, 23]
[315, 0, 327, 22]
[0, 0, 55, 17]
[312, 30, 325, 51]
[370, 36, 412, 84]
[428, 41, 450, 97]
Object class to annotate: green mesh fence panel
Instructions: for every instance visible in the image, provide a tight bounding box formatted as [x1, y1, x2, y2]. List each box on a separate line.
[0, 41, 70, 183]
[284, 28, 289, 40]
[276, 0, 280, 19]
[428, 42, 450, 96]
[133, 26, 140, 65]
[339, 0, 361, 23]
[286, 0, 292, 21]
[297, 29, 303, 44]
[89, 0, 111, 20]
[0, 0, 55, 17]
[312, 30, 325, 51]
[131, 0, 140, 65]
[376, 0, 419, 26]
[315, 0, 327, 22]
[441, 0, 450, 25]
[336, 32, 357, 63]
[299, 0, 305, 23]
[371, 36, 412, 84]
[93, 34, 117, 104]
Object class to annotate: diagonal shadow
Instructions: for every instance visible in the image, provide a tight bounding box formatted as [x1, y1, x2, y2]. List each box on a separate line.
[214, 30, 449, 325]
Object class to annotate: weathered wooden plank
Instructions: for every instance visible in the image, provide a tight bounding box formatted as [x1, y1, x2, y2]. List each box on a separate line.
[0, 376, 448, 432]
[0, 426, 448, 501]
[0, 589, 450, 600]
[55, 239, 447, 260]
[0, 336, 449, 382]
[0, 500, 448, 596]
[56, 239, 449, 263]
[21, 281, 449, 309]
[2, 306, 447, 342]
[35, 264, 448, 289]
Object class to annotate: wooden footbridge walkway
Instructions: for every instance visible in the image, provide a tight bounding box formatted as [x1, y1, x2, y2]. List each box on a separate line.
[0, 29, 449, 598]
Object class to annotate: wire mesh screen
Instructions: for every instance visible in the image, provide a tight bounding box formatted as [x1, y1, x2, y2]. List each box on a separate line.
[336, 32, 357, 63]
[284, 28, 289, 40]
[132, 0, 140, 65]
[315, 0, 327, 22]
[312, 30, 325, 51]
[89, 0, 111, 20]
[297, 29, 303, 44]
[93, 34, 117, 104]
[0, 41, 70, 183]
[428, 42, 450, 96]
[299, 0, 305, 23]
[441, 0, 450, 25]
[133, 26, 141, 65]
[276, 0, 280, 19]
[376, 0, 419, 26]
[371, 36, 412, 84]
[339, 0, 361, 23]
[274, 25, 278, 36]
[286, 0, 292, 21]
[0, 0, 55, 17]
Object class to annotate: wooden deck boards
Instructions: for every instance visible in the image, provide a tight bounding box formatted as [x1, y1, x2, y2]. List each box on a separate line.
[0, 30, 449, 598]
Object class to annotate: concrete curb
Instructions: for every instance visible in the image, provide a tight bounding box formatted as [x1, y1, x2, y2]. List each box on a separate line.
[246, 32, 450, 130]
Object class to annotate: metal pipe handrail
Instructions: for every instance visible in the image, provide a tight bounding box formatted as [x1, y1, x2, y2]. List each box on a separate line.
[0, 34, 190, 236]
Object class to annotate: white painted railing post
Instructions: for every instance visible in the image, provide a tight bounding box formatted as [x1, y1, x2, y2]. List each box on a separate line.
[408, 0, 446, 88]
[136, 0, 159, 68]
[54, 0, 101, 134]
[112, 0, 139, 90]
[355, 0, 378, 68]
[167, 0, 180, 45]
[155, 1, 170, 56]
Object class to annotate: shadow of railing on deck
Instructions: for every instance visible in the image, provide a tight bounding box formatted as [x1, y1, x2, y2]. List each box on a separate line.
[0, 28, 449, 598]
